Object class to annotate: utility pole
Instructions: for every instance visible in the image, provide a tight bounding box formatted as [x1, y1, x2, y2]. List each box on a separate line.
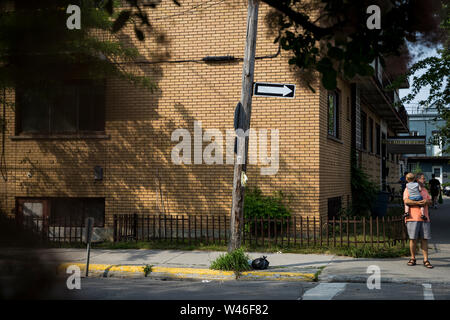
[228, 0, 259, 252]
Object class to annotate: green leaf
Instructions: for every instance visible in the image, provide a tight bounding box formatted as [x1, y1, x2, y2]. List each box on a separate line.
[328, 47, 344, 60]
[112, 10, 131, 33]
[321, 69, 337, 90]
[105, 0, 114, 15]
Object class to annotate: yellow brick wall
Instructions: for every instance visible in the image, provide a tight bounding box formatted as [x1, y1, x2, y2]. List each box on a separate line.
[319, 79, 352, 218]
[0, 1, 324, 225]
[0, 0, 402, 225]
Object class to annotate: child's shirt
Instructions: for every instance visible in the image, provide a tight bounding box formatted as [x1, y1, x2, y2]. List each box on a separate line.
[406, 182, 421, 198]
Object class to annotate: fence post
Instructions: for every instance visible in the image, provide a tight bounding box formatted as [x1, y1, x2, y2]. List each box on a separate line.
[319, 216, 322, 247]
[261, 217, 264, 247]
[376, 216, 379, 247]
[133, 213, 138, 242]
[326, 216, 329, 247]
[224, 216, 227, 244]
[370, 216, 373, 247]
[363, 217, 366, 245]
[176, 216, 179, 243]
[182, 215, 185, 244]
[313, 216, 316, 246]
[346, 217, 349, 247]
[306, 216, 309, 247]
[287, 216, 290, 247]
[274, 217, 278, 246]
[113, 215, 117, 242]
[188, 215, 191, 244]
[332, 217, 336, 247]
[294, 216, 297, 247]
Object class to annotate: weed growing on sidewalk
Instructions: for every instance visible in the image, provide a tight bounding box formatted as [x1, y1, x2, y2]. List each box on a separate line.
[143, 264, 153, 277]
[210, 248, 251, 273]
[313, 266, 326, 282]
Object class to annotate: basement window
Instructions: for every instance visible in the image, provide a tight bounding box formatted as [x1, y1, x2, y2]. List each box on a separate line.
[16, 197, 105, 227]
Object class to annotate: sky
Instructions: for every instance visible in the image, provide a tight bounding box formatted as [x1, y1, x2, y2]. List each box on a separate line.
[399, 44, 441, 114]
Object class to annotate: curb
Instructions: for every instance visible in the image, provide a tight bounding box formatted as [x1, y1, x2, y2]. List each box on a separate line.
[58, 263, 316, 282]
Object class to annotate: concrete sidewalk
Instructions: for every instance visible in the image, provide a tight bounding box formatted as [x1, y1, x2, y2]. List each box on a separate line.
[320, 198, 450, 285]
[2, 199, 449, 284]
[1, 247, 330, 281]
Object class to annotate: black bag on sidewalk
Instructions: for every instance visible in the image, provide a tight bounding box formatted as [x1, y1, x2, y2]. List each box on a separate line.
[251, 256, 269, 270]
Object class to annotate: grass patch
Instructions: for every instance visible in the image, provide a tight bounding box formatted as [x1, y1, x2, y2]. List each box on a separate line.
[313, 266, 325, 282]
[40, 239, 410, 258]
[210, 248, 251, 273]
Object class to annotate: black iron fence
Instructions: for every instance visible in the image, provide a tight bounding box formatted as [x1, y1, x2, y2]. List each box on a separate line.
[113, 214, 407, 248]
[7, 213, 407, 247]
[9, 215, 86, 244]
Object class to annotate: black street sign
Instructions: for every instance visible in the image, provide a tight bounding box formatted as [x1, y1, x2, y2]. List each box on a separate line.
[253, 82, 295, 98]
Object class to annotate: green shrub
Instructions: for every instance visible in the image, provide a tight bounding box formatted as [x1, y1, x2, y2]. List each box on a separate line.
[351, 150, 379, 216]
[210, 248, 251, 272]
[244, 187, 292, 234]
[244, 186, 291, 219]
[412, 163, 423, 174]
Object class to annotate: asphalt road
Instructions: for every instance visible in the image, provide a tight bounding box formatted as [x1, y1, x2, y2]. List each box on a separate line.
[45, 277, 450, 300]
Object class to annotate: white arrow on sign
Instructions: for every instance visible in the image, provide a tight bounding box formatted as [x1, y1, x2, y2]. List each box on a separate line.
[257, 84, 293, 96]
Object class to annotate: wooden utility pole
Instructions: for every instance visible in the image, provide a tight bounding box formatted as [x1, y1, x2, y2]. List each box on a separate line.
[228, 0, 259, 252]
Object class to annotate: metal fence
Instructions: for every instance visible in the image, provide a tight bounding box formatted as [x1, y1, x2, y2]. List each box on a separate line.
[113, 214, 407, 248]
[10, 215, 86, 244]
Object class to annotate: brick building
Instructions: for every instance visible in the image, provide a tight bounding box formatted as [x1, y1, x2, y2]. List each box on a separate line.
[0, 0, 409, 239]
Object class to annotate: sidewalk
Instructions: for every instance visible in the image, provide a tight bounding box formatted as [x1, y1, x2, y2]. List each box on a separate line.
[2, 199, 449, 284]
[319, 197, 450, 285]
[1, 247, 329, 281]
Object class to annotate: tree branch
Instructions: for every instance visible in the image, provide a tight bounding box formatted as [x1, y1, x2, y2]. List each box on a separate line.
[260, 0, 334, 38]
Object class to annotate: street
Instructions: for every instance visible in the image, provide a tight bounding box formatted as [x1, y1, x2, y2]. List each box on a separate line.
[46, 277, 450, 300]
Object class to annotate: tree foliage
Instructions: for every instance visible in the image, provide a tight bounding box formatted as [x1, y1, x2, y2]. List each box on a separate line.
[393, 1, 449, 152]
[0, 0, 180, 96]
[263, 0, 446, 91]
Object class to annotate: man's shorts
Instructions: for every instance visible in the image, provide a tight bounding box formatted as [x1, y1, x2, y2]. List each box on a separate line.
[431, 190, 439, 197]
[406, 221, 431, 240]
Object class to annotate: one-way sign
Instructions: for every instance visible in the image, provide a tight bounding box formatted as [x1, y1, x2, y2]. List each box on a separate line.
[253, 82, 295, 98]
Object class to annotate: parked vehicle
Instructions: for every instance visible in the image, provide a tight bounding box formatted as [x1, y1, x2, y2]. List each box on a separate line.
[444, 185, 450, 196]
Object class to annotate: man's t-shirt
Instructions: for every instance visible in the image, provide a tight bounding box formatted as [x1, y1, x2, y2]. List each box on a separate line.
[429, 179, 440, 195]
[404, 188, 431, 222]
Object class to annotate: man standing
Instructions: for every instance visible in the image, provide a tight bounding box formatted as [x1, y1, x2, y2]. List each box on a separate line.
[404, 172, 434, 269]
[429, 174, 441, 209]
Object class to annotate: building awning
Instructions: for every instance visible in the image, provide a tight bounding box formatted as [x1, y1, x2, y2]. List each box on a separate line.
[385, 136, 426, 154]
